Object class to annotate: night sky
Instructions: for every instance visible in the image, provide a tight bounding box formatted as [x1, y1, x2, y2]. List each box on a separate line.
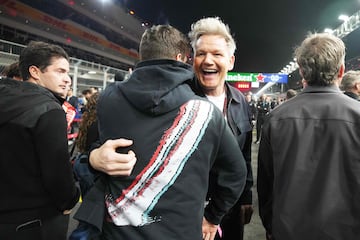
[124, 0, 360, 73]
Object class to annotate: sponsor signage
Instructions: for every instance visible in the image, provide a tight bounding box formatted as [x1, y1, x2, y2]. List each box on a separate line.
[235, 81, 251, 90]
[226, 72, 288, 83]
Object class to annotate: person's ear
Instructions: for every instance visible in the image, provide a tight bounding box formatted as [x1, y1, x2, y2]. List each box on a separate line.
[228, 55, 235, 71]
[29, 65, 41, 81]
[176, 53, 188, 63]
[298, 66, 304, 78]
[337, 63, 345, 79]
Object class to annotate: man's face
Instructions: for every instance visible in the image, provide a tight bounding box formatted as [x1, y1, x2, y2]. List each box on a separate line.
[193, 34, 235, 96]
[246, 94, 252, 102]
[35, 57, 71, 97]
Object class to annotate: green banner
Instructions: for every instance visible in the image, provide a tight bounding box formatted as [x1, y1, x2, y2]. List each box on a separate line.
[226, 72, 288, 83]
[226, 72, 258, 82]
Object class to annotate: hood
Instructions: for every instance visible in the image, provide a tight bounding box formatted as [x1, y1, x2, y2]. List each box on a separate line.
[120, 59, 197, 116]
[0, 78, 62, 125]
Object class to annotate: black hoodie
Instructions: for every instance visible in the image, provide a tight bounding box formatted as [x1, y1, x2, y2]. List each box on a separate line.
[76, 59, 247, 240]
[0, 78, 80, 223]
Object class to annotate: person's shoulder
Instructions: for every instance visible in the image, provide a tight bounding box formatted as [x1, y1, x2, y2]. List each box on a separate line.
[185, 98, 218, 114]
[188, 98, 226, 120]
[97, 82, 121, 104]
[186, 98, 212, 107]
[226, 83, 247, 101]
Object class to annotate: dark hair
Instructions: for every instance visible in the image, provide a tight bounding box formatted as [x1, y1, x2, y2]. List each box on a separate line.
[114, 71, 126, 82]
[4, 62, 21, 79]
[76, 92, 99, 153]
[82, 89, 92, 95]
[139, 25, 191, 61]
[19, 41, 69, 81]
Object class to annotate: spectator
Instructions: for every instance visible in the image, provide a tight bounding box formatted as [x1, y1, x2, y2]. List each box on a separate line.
[285, 89, 297, 100]
[257, 32, 360, 240]
[67, 87, 79, 108]
[89, 86, 98, 94]
[73, 92, 99, 197]
[254, 94, 270, 143]
[81, 89, 93, 102]
[246, 93, 257, 124]
[340, 70, 360, 101]
[73, 24, 247, 240]
[114, 71, 126, 82]
[3, 61, 22, 81]
[188, 16, 254, 240]
[0, 41, 80, 239]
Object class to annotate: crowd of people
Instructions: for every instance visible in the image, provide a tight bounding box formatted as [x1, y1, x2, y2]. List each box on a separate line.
[1, 15, 360, 240]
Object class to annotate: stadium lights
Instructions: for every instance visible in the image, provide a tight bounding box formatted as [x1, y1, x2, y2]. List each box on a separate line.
[278, 10, 360, 76]
[338, 14, 349, 22]
[256, 9, 360, 97]
[324, 28, 334, 33]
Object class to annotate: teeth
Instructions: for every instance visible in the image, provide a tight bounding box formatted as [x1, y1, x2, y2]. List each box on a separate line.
[203, 69, 217, 73]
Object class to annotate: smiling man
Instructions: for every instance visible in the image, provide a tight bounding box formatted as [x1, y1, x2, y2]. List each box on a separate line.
[0, 41, 80, 240]
[188, 17, 254, 240]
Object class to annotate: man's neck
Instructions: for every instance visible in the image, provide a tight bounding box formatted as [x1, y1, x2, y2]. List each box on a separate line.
[204, 85, 226, 97]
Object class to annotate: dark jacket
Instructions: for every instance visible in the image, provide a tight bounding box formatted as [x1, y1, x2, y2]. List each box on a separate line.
[0, 78, 80, 223]
[258, 85, 360, 240]
[256, 99, 271, 121]
[75, 59, 247, 240]
[192, 81, 253, 205]
[225, 83, 253, 205]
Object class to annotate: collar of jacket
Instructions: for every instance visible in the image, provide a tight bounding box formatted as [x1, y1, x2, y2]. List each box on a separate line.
[225, 81, 244, 104]
[301, 84, 342, 94]
[135, 58, 193, 71]
[189, 79, 244, 103]
[344, 91, 360, 100]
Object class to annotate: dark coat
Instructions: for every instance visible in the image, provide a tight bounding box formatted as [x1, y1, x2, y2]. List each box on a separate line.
[0, 78, 80, 223]
[258, 85, 360, 240]
[191, 81, 253, 206]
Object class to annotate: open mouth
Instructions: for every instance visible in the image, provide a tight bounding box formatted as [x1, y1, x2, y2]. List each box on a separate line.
[202, 69, 218, 75]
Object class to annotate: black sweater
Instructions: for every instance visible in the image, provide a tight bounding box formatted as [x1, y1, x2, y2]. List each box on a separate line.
[0, 78, 80, 223]
[75, 60, 247, 239]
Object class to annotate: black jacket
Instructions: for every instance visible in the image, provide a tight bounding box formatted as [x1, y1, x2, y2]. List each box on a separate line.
[258, 85, 360, 240]
[192, 81, 253, 205]
[0, 78, 80, 223]
[75, 59, 247, 240]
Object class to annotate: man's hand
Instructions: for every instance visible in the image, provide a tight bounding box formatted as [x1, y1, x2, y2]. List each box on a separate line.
[240, 204, 253, 224]
[202, 217, 218, 240]
[63, 209, 72, 215]
[89, 138, 137, 176]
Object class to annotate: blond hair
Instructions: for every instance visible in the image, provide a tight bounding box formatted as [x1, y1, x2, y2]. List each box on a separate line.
[188, 17, 236, 55]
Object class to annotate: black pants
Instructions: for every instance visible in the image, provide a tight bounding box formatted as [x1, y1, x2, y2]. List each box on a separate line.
[215, 208, 244, 240]
[0, 214, 69, 240]
[255, 116, 265, 142]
